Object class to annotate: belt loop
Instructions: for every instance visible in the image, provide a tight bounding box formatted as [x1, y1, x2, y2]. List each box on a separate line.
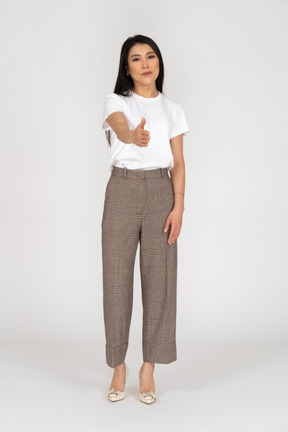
[124, 167, 127, 178]
[161, 168, 164, 178]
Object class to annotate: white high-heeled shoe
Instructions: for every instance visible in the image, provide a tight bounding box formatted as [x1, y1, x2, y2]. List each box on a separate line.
[107, 363, 129, 402]
[139, 366, 157, 404]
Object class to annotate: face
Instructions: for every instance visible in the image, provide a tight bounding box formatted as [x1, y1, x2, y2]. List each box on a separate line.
[126, 43, 160, 87]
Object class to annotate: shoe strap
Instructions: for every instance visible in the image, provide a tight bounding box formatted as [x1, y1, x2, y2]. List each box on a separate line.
[141, 391, 156, 399]
[108, 388, 123, 396]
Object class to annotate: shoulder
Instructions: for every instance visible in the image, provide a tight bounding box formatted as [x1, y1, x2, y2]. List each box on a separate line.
[161, 93, 180, 106]
[161, 94, 184, 116]
[104, 92, 129, 105]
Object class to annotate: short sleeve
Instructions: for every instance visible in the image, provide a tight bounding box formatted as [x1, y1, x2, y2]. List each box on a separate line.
[102, 93, 127, 131]
[169, 103, 190, 139]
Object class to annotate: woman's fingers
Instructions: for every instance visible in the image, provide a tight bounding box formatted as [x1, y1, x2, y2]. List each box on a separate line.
[168, 225, 181, 245]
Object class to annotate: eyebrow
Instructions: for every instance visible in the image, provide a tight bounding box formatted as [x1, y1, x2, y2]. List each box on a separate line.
[130, 51, 156, 58]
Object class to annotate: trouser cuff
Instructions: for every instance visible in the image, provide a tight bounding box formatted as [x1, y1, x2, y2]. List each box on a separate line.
[143, 340, 177, 364]
[106, 341, 128, 368]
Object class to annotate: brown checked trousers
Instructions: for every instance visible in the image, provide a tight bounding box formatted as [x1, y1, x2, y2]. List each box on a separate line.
[101, 165, 177, 368]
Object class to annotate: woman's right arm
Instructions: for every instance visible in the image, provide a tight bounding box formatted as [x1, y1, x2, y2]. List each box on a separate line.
[106, 112, 150, 147]
[106, 111, 134, 143]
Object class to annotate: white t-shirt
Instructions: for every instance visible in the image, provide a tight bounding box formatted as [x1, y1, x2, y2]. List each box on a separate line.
[102, 89, 190, 172]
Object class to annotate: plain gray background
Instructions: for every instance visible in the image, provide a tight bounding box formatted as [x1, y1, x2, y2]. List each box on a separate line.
[0, 0, 287, 431]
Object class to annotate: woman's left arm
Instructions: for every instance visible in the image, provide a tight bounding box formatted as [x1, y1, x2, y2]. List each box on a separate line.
[164, 134, 185, 245]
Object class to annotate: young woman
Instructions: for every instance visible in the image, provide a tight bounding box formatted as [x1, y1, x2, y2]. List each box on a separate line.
[101, 34, 190, 404]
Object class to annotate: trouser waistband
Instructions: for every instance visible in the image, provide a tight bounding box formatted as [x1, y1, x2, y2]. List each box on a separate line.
[111, 166, 169, 179]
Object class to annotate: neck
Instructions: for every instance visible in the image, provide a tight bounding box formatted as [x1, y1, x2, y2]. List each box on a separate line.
[132, 86, 159, 98]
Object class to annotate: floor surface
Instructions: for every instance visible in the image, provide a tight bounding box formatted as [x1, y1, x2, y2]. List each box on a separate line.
[0, 339, 287, 432]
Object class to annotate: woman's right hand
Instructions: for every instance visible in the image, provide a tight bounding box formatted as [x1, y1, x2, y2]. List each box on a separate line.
[131, 118, 150, 147]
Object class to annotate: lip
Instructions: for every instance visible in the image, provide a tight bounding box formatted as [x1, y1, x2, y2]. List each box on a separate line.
[142, 72, 152, 76]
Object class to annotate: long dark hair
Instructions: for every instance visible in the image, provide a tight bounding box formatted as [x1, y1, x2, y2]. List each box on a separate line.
[105, 34, 165, 146]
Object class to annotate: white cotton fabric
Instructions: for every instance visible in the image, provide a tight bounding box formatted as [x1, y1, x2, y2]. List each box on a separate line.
[102, 89, 190, 172]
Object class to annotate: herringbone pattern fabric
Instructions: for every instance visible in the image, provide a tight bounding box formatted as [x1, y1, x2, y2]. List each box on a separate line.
[101, 166, 177, 368]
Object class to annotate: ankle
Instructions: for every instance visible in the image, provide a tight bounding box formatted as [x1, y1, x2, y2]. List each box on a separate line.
[114, 362, 126, 373]
[141, 362, 155, 373]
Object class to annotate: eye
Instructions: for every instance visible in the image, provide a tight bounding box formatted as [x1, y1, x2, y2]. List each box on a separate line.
[132, 55, 156, 62]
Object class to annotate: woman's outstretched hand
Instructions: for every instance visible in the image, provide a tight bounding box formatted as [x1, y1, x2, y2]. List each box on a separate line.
[131, 118, 150, 147]
[164, 207, 184, 245]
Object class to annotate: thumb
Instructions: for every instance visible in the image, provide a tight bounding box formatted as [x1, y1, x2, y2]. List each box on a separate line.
[164, 218, 170, 233]
[139, 117, 146, 129]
